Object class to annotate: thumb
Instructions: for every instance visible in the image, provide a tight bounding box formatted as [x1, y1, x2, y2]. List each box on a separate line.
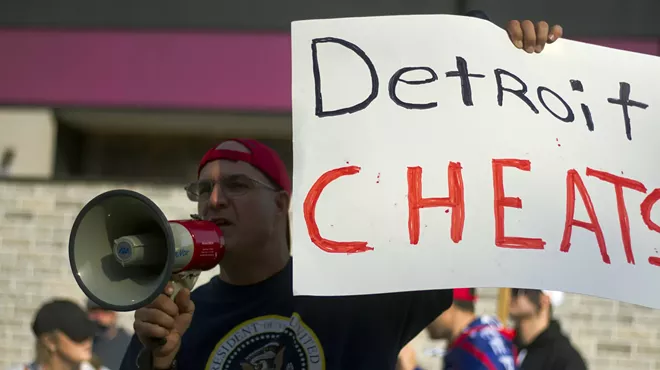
[174, 288, 194, 314]
[548, 25, 563, 43]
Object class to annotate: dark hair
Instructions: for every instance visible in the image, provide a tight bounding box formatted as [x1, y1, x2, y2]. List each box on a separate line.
[268, 182, 291, 252]
[286, 220, 291, 252]
[454, 288, 476, 313]
[514, 289, 554, 317]
[525, 290, 542, 307]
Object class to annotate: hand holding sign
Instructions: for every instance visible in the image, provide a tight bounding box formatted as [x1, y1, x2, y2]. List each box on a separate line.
[291, 14, 660, 309]
[506, 20, 563, 53]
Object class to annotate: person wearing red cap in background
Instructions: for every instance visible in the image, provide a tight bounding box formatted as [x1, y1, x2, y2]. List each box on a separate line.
[396, 343, 424, 370]
[509, 289, 586, 370]
[120, 18, 565, 366]
[395, 289, 517, 370]
[424, 289, 517, 370]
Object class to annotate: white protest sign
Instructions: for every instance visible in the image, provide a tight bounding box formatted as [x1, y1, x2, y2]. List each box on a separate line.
[290, 15, 660, 309]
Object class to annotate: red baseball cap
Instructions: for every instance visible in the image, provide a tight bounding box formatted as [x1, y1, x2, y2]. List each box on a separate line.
[453, 288, 478, 302]
[198, 139, 292, 249]
[198, 138, 291, 195]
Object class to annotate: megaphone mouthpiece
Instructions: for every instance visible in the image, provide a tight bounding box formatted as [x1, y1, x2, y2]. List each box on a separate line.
[111, 220, 224, 272]
[113, 234, 167, 267]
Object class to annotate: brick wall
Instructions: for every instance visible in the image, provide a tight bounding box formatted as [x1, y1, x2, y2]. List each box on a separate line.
[1, 180, 658, 369]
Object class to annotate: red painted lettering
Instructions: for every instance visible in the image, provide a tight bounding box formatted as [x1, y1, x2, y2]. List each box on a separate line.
[407, 163, 465, 245]
[303, 166, 373, 254]
[586, 168, 647, 264]
[491, 159, 546, 249]
[640, 188, 660, 267]
[561, 169, 610, 263]
[640, 189, 660, 232]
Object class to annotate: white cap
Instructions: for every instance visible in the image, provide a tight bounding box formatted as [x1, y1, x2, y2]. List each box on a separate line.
[542, 290, 564, 307]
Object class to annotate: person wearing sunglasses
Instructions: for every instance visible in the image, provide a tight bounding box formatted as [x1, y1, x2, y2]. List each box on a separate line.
[118, 18, 564, 368]
[509, 289, 587, 370]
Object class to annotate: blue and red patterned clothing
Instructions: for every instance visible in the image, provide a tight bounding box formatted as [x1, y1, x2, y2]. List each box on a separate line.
[443, 316, 518, 370]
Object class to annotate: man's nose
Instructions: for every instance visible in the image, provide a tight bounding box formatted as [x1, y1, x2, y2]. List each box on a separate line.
[208, 183, 229, 208]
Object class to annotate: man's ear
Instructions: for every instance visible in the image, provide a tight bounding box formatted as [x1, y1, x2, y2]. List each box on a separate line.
[275, 190, 290, 216]
[41, 333, 58, 352]
[540, 293, 552, 311]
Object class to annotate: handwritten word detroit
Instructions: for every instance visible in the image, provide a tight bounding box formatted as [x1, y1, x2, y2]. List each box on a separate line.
[311, 37, 650, 141]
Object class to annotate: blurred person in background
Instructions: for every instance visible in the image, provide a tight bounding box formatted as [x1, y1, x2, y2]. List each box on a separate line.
[509, 289, 587, 370]
[396, 342, 423, 370]
[0, 147, 15, 176]
[10, 299, 108, 370]
[86, 300, 131, 370]
[427, 288, 517, 370]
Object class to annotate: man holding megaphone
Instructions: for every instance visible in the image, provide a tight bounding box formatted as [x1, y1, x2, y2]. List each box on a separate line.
[114, 138, 454, 370]
[71, 17, 565, 370]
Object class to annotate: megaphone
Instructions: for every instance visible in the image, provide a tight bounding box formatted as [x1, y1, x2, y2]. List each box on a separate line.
[69, 189, 224, 312]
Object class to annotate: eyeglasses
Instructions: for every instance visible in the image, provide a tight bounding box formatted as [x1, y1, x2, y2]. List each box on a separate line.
[184, 174, 276, 201]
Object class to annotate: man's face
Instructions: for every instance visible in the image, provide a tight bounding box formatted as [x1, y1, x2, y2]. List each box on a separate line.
[88, 308, 116, 329]
[50, 332, 93, 364]
[509, 289, 540, 320]
[431, 306, 456, 340]
[195, 150, 288, 254]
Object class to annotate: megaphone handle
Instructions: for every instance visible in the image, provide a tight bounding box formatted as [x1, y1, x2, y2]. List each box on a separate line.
[169, 280, 184, 302]
[150, 273, 200, 347]
[169, 272, 200, 301]
[152, 278, 180, 346]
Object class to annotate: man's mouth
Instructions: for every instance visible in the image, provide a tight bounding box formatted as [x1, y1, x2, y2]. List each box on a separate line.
[212, 218, 234, 227]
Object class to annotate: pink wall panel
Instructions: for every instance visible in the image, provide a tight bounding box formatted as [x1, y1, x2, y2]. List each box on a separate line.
[0, 29, 656, 111]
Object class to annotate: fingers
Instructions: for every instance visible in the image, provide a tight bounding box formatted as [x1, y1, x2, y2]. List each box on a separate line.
[134, 320, 169, 340]
[147, 294, 180, 317]
[506, 20, 563, 53]
[153, 332, 181, 357]
[174, 288, 195, 314]
[548, 24, 563, 43]
[521, 20, 536, 53]
[135, 308, 176, 330]
[534, 21, 549, 53]
[506, 20, 523, 49]
[164, 282, 175, 296]
[134, 289, 181, 347]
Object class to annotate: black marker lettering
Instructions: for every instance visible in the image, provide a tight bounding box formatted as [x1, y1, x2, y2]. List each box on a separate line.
[445, 56, 485, 106]
[388, 67, 439, 110]
[570, 80, 583, 92]
[607, 82, 649, 141]
[570, 79, 595, 131]
[537, 86, 575, 123]
[312, 37, 379, 117]
[494, 69, 539, 114]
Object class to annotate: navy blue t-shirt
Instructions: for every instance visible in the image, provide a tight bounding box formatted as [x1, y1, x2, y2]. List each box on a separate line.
[120, 259, 452, 370]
